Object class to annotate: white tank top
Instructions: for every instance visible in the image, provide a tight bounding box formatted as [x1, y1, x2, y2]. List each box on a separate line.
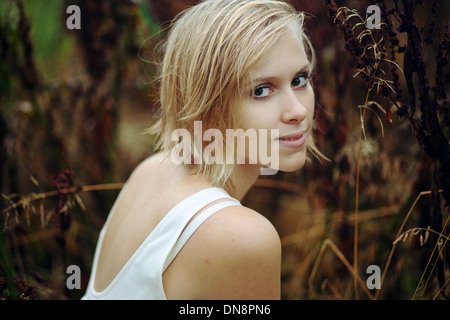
[82, 187, 241, 300]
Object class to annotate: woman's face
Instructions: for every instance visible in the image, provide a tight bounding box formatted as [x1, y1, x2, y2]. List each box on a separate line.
[238, 28, 315, 173]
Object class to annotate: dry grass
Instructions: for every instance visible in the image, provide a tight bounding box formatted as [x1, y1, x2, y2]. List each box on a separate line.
[1, 0, 448, 300]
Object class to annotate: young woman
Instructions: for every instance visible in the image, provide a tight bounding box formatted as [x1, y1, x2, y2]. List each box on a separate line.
[82, 0, 320, 300]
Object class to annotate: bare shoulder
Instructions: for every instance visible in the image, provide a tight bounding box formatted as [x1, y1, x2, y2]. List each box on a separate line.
[196, 205, 281, 299]
[129, 152, 167, 179]
[125, 152, 176, 191]
[199, 205, 281, 267]
[165, 205, 281, 300]
[201, 205, 281, 253]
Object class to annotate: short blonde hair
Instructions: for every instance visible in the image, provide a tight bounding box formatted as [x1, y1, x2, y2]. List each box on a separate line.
[148, 0, 318, 188]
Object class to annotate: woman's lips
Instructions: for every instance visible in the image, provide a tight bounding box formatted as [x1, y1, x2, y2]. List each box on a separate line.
[276, 132, 307, 148]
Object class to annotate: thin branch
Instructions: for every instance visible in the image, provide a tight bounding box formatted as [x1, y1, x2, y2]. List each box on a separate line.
[308, 239, 375, 300]
[2, 183, 125, 216]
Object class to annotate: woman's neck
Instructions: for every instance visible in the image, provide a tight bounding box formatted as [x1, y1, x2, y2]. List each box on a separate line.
[225, 164, 261, 201]
[159, 150, 261, 202]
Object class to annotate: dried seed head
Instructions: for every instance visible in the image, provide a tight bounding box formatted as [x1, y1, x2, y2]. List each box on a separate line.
[425, 227, 430, 243]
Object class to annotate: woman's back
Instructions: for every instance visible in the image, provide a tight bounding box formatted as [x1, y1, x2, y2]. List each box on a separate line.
[82, 152, 281, 299]
[91, 152, 213, 293]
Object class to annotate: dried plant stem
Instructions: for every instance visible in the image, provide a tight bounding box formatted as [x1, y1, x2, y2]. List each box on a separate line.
[354, 84, 372, 299]
[374, 190, 439, 300]
[309, 239, 374, 300]
[286, 246, 318, 298]
[375, 191, 429, 299]
[413, 212, 450, 300]
[321, 278, 343, 300]
[281, 204, 399, 247]
[394, 227, 450, 244]
[432, 277, 450, 300]
[2, 183, 125, 216]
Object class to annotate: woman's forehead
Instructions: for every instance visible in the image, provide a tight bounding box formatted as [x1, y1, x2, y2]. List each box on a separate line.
[247, 30, 309, 82]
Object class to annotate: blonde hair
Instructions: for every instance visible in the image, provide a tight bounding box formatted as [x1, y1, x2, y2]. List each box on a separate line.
[148, 0, 320, 188]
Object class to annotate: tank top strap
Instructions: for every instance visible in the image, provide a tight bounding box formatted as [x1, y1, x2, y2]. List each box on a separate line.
[163, 198, 241, 271]
[155, 187, 239, 271]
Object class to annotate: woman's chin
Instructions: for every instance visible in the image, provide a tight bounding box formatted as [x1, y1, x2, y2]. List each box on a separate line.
[265, 158, 306, 174]
[279, 151, 307, 172]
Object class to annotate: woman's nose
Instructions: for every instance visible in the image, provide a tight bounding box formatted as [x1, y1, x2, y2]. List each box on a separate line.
[281, 89, 308, 124]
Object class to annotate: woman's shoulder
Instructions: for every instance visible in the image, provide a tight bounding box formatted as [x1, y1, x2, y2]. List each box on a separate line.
[126, 152, 184, 190]
[202, 205, 280, 249]
[129, 152, 168, 178]
[201, 204, 281, 275]
[170, 204, 281, 299]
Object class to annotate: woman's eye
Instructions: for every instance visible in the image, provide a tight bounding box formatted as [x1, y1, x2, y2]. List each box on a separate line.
[292, 74, 309, 88]
[254, 86, 272, 99]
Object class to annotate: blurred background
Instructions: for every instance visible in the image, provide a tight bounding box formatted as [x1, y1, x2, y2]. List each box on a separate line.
[0, 0, 448, 300]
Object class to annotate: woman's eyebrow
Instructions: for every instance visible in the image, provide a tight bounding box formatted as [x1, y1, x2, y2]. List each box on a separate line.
[251, 64, 311, 84]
